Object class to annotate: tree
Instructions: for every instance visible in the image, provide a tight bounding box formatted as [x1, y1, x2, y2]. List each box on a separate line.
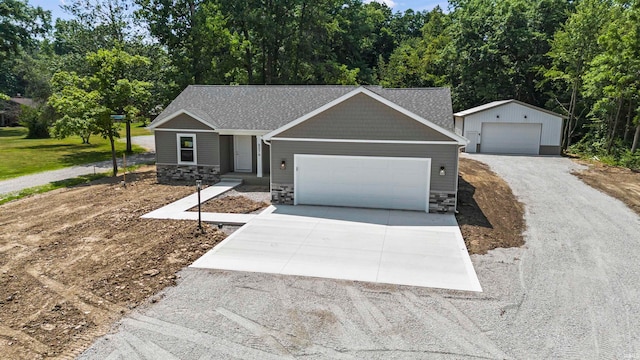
[0, 0, 51, 62]
[49, 48, 151, 176]
[544, 0, 610, 150]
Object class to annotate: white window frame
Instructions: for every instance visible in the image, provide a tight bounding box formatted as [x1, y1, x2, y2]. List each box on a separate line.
[176, 133, 197, 165]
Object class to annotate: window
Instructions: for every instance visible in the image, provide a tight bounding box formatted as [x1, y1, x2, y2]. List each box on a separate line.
[177, 133, 197, 164]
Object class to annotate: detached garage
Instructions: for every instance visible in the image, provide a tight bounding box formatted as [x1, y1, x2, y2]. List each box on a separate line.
[453, 100, 566, 155]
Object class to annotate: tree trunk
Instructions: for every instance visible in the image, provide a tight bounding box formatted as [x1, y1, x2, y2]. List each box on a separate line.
[632, 122, 640, 153]
[606, 96, 623, 154]
[623, 98, 633, 142]
[109, 134, 118, 177]
[563, 80, 578, 150]
[243, 27, 253, 84]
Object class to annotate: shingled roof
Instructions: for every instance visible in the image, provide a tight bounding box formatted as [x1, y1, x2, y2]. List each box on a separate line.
[150, 85, 454, 131]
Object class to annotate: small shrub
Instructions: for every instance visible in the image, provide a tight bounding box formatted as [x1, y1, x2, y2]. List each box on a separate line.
[18, 104, 52, 139]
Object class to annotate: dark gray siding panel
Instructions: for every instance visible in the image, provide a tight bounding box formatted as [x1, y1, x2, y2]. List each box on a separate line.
[262, 142, 271, 174]
[539, 145, 561, 155]
[278, 93, 453, 142]
[271, 140, 458, 191]
[197, 132, 219, 166]
[156, 131, 219, 165]
[251, 136, 257, 172]
[156, 113, 214, 130]
[155, 131, 177, 164]
[219, 135, 232, 173]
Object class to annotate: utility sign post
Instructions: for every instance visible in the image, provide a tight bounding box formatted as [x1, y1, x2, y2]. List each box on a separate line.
[111, 114, 132, 154]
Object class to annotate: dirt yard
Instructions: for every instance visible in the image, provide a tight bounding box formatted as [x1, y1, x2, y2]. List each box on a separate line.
[0, 166, 226, 359]
[573, 160, 640, 216]
[456, 157, 526, 254]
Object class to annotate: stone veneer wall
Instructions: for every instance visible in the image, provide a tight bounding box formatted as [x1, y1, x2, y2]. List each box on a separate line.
[271, 183, 294, 205]
[157, 165, 221, 184]
[429, 191, 457, 213]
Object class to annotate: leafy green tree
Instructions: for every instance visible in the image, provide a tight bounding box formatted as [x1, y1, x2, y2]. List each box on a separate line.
[0, 0, 51, 61]
[544, 0, 610, 150]
[49, 48, 151, 176]
[582, 1, 639, 154]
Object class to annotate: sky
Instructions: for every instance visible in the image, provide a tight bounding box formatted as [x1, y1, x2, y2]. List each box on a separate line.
[29, 0, 450, 22]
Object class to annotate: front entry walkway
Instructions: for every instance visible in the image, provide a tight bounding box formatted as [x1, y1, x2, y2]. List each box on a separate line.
[192, 205, 482, 291]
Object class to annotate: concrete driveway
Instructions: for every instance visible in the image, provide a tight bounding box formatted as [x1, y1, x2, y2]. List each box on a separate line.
[80, 154, 640, 359]
[191, 205, 481, 292]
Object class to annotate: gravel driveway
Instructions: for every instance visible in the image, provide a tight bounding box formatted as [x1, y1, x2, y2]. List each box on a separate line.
[80, 154, 640, 359]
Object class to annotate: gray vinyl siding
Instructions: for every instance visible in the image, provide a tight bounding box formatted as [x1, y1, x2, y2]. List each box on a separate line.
[156, 113, 214, 130]
[278, 93, 453, 142]
[154, 130, 219, 166]
[155, 131, 178, 164]
[197, 132, 219, 165]
[219, 135, 232, 173]
[271, 140, 458, 191]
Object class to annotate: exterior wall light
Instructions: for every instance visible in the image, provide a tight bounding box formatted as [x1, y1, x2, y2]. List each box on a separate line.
[496, 115, 500, 118]
[439, 166, 446, 176]
[524, 115, 527, 119]
[280, 160, 286, 170]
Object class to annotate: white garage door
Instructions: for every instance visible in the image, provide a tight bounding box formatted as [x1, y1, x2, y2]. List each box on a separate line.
[294, 155, 431, 212]
[481, 122, 541, 154]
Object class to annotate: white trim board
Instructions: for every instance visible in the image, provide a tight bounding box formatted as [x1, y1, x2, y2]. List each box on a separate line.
[154, 128, 216, 133]
[271, 137, 460, 145]
[216, 129, 271, 136]
[263, 86, 469, 146]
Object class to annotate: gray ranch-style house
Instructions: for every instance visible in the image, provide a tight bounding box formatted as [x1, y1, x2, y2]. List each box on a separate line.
[148, 85, 469, 213]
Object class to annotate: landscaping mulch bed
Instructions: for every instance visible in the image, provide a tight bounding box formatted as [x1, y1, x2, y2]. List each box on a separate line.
[189, 195, 269, 214]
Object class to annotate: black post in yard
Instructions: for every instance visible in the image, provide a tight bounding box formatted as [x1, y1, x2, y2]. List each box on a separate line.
[196, 180, 202, 232]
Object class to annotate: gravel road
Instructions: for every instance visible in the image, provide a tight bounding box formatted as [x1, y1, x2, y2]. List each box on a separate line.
[79, 154, 640, 359]
[0, 136, 155, 196]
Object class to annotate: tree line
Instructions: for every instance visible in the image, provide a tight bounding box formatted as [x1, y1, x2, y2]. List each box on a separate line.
[1, 0, 638, 169]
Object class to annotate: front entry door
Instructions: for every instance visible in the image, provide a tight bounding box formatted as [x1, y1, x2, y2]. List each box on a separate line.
[234, 135, 252, 172]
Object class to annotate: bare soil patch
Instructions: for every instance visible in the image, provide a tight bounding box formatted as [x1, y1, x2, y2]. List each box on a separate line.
[0, 166, 226, 359]
[456, 157, 526, 255]
[189, 195, 269, 214]
[572, 160, 640, 216]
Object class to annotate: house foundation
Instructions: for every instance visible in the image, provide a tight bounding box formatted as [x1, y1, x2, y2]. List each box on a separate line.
[157, 165, 220, 184]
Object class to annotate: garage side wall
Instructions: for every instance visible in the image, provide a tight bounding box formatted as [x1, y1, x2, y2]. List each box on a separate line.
[270, 140, 459, 212]
[462, 102, 562, 154]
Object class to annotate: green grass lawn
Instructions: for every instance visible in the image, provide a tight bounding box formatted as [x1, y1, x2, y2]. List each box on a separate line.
[0, 126, 148, 181]
[119, 121, 152, 137]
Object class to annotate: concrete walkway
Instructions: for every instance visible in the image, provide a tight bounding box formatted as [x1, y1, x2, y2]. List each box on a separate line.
[141, 179, 259, 225]
[0, 136, 155, 196]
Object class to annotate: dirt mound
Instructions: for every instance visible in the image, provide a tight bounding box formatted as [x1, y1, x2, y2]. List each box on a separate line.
[456, 158, 526, 255]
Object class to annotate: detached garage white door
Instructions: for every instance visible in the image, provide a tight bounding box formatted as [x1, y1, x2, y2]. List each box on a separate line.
[294, 155, 431, 212]
[481, 122, 542, 154]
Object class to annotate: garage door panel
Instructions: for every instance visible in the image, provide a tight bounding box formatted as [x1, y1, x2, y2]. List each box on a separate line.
[295, 155, 430, 211]
[481, 123, 541, 154]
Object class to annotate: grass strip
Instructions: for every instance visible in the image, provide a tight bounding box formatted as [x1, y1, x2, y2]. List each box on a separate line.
[0, 163, 151, 205]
